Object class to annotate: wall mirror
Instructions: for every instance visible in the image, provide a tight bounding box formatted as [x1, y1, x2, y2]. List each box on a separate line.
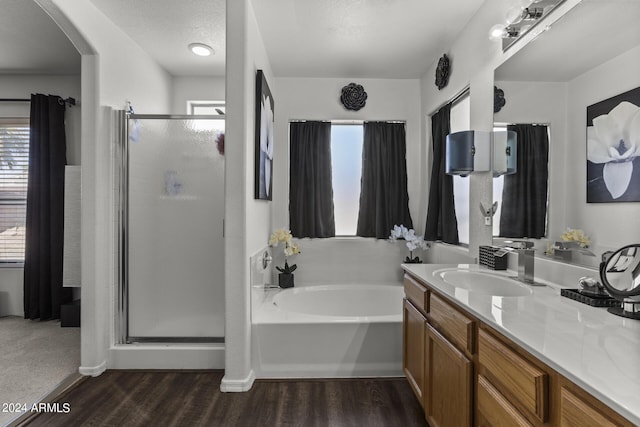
[492, 0, 640, 269]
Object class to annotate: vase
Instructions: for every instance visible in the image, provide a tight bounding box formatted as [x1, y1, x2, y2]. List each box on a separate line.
[278, 273, 294, 289]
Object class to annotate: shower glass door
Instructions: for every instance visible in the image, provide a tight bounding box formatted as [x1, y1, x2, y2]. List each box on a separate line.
[124, 114, 224, 342]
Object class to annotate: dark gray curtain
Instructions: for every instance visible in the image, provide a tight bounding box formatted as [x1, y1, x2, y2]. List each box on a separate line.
[24, 94, 72, 320]
[425, 104, 459, 244]
[356, 122, 413, 238]
[499, 124, 549, 238]
[289, 121, 335, 238]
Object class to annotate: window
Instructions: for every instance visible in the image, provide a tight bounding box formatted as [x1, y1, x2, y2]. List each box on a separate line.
[290, 120, 410, 238]
[0, 118, 29, 262]
[450, 93, 471, 245]
[187, 100, 225, 116]
[331, 124, 363, 235]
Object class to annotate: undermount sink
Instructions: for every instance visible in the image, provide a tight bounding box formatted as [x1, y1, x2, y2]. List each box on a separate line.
[435, 269, 533, 297]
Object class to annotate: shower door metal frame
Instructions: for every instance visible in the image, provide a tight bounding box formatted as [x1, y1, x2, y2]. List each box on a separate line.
[116, 111, 225, 344]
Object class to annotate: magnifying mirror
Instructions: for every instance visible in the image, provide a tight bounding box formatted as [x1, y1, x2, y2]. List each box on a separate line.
[599, 244, 640, 320]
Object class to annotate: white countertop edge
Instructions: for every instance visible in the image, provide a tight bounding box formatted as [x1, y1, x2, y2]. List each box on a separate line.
[402, 263, 640, 426]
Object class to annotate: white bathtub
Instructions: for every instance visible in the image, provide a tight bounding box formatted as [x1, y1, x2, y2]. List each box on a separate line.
[252, 284, 404, 378]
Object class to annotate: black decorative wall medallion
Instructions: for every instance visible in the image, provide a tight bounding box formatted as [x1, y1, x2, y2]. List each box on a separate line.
[435, 54, 450, 90]
[494, 85, 506, 113]
[340, 83, 368, 111]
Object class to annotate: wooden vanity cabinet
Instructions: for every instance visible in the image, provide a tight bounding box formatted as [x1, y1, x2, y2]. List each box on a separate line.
[402, 274, 428, 404]
[403, 298, 426, 403]
[478, 326, 549, 426]
[402, 272, 635, 427]
[425, 323, 473, 427]
[403, 274, 474, 426]
[557, 378, 634, 427]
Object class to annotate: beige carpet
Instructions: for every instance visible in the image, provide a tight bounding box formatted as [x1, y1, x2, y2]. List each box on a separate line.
[0, 316, 79, 426]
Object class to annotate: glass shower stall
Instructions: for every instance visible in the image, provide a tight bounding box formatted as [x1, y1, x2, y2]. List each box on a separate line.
[116, 111, 225, 343]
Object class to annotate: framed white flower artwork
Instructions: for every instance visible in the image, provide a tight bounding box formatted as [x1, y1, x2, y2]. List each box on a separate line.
[255, 69, 274, 200]
[587, 86, 640, 202]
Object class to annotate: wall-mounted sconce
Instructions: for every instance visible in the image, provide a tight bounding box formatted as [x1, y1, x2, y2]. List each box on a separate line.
[493, 130, 517, 177]
[445, 131, 491, 176]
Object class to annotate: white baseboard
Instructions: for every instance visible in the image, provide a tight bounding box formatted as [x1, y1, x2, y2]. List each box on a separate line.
[79, 360, 107, 377]
[108, 344, 225, 370]
[220, 370, 256, 392]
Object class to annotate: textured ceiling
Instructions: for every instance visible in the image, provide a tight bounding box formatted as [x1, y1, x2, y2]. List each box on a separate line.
[0, 0, 490, 80]
[90, 0, 226, 77]
[496, 0, 640, 82]
[0, 0, 80, 75]
[250, 0, 485, 78]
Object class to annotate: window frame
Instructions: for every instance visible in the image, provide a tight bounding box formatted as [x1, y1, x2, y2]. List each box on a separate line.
[0, 117, 29, 265]
[450, 93, 471, 246]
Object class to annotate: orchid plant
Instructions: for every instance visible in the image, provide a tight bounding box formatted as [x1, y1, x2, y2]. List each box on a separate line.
[269, 228, 300, 274]
[389, 224, 430, 263]
[560, 227, 591, 248]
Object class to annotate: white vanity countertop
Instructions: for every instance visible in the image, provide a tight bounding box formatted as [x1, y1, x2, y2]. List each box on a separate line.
[402, 263, 640, 425]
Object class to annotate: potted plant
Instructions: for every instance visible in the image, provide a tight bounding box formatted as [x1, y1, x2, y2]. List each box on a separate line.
[390, 224, 430, 263]
[269, 228, 300, 288]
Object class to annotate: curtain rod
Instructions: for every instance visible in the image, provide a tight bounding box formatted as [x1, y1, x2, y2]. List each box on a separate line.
[429, 85, 470, 117]
[289, 119, 406, 124]
[495, 122, 550, 127]
[0, 97, 77, 107]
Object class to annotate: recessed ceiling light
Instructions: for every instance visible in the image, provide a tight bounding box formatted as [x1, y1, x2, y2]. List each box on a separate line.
[189, 43, 214, 57]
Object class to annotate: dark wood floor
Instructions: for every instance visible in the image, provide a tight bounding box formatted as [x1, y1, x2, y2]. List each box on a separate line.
[24, 370, 427, 427]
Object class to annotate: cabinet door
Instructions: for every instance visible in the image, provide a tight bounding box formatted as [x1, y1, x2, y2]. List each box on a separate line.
[425, 323, 473, 427]
[559, 385, 632, 427]
[477, 375, 533, 427]
[403, 298, 426, 404]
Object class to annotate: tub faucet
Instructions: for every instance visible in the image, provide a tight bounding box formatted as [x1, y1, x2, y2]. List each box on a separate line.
[496, 241, 538, 285]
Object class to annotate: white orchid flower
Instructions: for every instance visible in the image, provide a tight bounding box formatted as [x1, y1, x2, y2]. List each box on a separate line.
[389, 224, 408, 240]
[587, 101, 640, 199]
[406, 236, 429, 251]
[403, 228, 416, 241]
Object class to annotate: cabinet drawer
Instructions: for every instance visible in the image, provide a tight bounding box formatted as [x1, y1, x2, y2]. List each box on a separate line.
[479, 328, 548, 423]
[404, 274, 428, 313]
[477, 375, 533, 427]
[559, 384, 633, 427]
[428, 293, 475, 355]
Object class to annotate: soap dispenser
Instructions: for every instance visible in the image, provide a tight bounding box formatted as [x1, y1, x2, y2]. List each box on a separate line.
[445, 130, 491, 176]
[493, 130, 517, 177]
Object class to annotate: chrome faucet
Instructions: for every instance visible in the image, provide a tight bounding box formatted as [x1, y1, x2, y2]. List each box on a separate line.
[496, 240, 539, 285]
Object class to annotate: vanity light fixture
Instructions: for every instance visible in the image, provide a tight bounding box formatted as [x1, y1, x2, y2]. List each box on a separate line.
[188, 43, 214, 57]
[489, 0, 567, 49]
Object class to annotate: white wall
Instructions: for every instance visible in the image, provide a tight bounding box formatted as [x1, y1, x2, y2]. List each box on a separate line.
[41, 0, 173, 375]
[272, 77, 421, 283]
[0, 74, 81, 316]
[418, 0, 581, 259]
[171, 76, 225, 114]
[565, 45, 640, 255]
[222, 0, 273, 391]
[419, 1, 506, 258]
